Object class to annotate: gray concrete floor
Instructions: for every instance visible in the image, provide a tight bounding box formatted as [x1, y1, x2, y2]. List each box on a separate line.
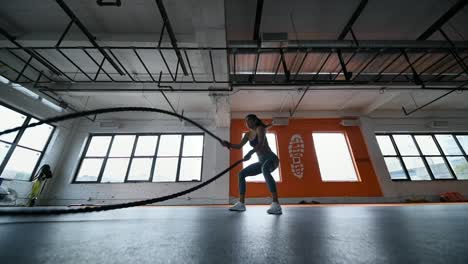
[1, 204, 468, 264]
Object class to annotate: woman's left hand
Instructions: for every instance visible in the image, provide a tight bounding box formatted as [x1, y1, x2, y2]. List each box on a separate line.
[244, 149, 255, 161]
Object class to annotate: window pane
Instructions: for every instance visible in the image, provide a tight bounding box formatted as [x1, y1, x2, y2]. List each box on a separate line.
[312, 133, 358, 182]
[384, 157, 407, 180]
[266, 133, 278, 154]
[446, 157, 468, 180]
[153, 158, 178, 182]
[179, 157, 202, 181]
[402, 157, 431, 181]
[393, 135, 419, 155]
[127, 158, 152, 181]
[455, 135, 468, 153]
[182, 135, 204, 156]
[134, 136, 158, 156]
[157, 135, 181, 156]
[435, 135, 462, 155]
[85, 136, 112, 157]
[0, 105, 26, 142]
[426, 157, 453, 179]
[18, 118, 53, 151]
[76, 158, 103, 182]
[101, 158, 130, 183]
[0, 142, 11, 165]
[414, 136, 440, 155]
[2, 147, 41, 180]
[376, 135, 396, 155]
[242, 133, 280, 182]
[109, 135, 135, 157]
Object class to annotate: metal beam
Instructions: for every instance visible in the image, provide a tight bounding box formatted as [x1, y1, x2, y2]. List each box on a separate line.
[402, 50, 424, 86]
[352, 51, 380, 81]
[82, 49, 114, 81]
[439, 29, 468, 75]
[334, 50, 356, 80]
[107, 48, 136, 82]
[338, 0, 368, 40]
[0, 27, 62, 76]
[7, 41, 468, 51]
[313, 52, 332, 80]
[402, 81, 468, 116]
[336, 49, 351, 80]
[55, 0, 125, 75]
[293, 51, 309, 80]
[6, 50, 54, 81]
[47, 84, 468, 93]
[56, 20, 74, 47]
[0, 58, 34, 82]
[253, 0, 264, 43]
[289, 86, 310, 117]
[133, 49, 156, 82]
[417, 0, 468, 40]
[57, 49, 93, 81]
[15, 56, 33, 82]
[280, 49, 290, 81]
[32, 49, 75, 82]
[209, 49, 216, 82]
[155, 0, 188, 76]
[183, 49, 196, 82]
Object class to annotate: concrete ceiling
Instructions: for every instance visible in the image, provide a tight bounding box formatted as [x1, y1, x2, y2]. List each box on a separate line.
[1, 0, 468, 116]
[229, 88, 468, 114]
[0, 0, 225, 43]
[225, 0, 468, 41]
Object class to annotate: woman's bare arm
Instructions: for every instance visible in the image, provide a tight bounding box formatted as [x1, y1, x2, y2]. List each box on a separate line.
[252, 126, 266, 152]
[229, 133, 249, 149]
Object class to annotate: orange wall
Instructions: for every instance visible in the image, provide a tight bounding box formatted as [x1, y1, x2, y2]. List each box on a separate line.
[229, 118, 383, 198]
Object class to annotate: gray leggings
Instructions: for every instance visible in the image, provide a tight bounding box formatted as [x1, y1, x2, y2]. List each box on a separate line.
[238, 152, 279, 195]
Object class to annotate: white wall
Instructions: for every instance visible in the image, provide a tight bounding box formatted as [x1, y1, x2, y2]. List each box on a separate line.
[3, 84, 468, 206]
[0, 84, 75, 206]
[360, 116, 468, 201]
[41, 117, 231, 206]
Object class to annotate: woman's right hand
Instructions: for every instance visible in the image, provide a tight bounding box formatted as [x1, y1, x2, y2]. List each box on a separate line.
[221, 140, 231, 149]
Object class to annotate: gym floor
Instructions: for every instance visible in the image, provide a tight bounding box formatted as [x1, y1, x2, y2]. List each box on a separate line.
[1, 204, 468, 264]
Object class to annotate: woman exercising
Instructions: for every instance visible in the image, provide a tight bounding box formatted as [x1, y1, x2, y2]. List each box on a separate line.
[222, 114, 282, 214]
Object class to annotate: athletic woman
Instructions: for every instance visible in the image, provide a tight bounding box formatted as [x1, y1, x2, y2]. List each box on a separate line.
[222, 114, 282, 214]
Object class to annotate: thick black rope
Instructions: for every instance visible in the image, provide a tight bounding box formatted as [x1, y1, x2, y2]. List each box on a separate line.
[0, 107, 245, 216]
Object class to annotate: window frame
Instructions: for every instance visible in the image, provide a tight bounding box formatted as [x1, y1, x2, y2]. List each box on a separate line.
[241, 131, 282, 183]
[376, 132, 468, 181]
[311, 131, 360, 182]
[0, 100, 56, 181]
[72, 132, 205, 184]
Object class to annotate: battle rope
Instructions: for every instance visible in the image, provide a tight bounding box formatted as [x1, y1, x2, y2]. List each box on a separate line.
[0, 107, 247, 215]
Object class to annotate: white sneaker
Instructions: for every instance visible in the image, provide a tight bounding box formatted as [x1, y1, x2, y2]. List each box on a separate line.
[229, 202, 246, 211]
[267, 202, 282, 215]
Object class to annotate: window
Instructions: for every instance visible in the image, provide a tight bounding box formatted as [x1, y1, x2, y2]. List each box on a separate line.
[376, 133, 468, 181]
[74, 133, 204, 183]
[0, 103, 55, 181]
[241, 133, 280, 182]
[312, 132, 359, 182]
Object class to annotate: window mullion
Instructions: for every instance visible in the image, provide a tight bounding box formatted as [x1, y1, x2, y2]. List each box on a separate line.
[0, 116, 31, 175]
[175, 135, 184, 182]
[411, 134, 435, 180]
[432, 134, 458, 180]
[388, 134, 410, 180]
[453, 134, 468, 164]
[124, 135, 139, 182]
[199, 134, 205, 181]
[148, 135, 160, 182]
[72, 136, 93, 183]
[97, 136, 115, 183]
